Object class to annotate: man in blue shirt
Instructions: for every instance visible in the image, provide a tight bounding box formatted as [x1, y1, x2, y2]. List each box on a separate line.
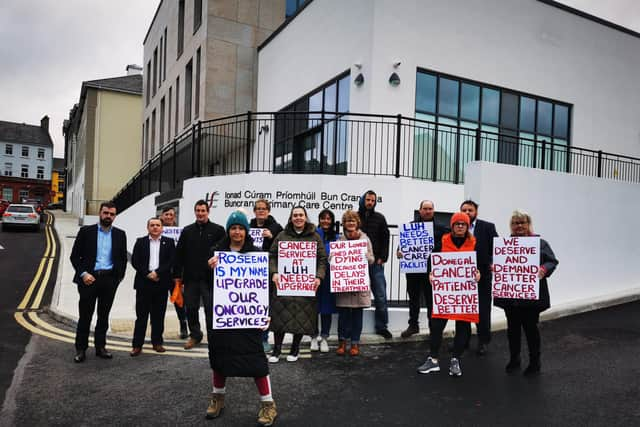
[70, 201, 127, 363]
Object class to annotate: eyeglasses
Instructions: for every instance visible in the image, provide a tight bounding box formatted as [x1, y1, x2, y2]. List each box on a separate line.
[453, 222, 467, 227]
[511, 221, 528, 226]
[254, 207, 268, 211]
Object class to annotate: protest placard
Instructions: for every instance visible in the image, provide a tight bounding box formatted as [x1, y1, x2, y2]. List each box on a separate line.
[212, 251, 270, 329]
[399, 222, 435, 273]
[430, 251, 479, 323]
[277, 241, 317, 296]
[162, 226, 182, 244]
[492, 236, 540, 300]
[329, 240, 369, 293]
[249, 228, 264, 248]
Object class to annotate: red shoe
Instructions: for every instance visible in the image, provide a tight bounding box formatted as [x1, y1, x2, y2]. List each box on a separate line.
[336, 340, 347, 356]
[349, 344, 360, 356]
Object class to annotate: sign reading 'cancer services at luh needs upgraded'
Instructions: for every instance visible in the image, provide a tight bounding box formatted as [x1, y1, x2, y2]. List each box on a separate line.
[212, 251, 270, 329]
[277, 241, 317, 296]
[329, 240, 370, 293]
[399, 222, 435, 273]
[430, 251, 479, 323]
[492, 236, 540, 300]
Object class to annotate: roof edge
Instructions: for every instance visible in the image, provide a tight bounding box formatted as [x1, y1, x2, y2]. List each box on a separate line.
[143, 0, 164, 45]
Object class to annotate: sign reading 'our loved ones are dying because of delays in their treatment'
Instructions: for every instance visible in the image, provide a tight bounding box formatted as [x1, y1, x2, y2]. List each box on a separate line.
[430, 251, 479, 323]
[212, 251, 270, 329]
[329, 240, 370, 293]
[277, 241, 317, 297]
[492, 236, 540, 300]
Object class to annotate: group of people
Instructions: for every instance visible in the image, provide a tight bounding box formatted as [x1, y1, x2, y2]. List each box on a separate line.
[69, 191, 558, 425]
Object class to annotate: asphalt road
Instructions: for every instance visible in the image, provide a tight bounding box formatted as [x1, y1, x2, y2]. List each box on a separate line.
[0, 215, 639, 426]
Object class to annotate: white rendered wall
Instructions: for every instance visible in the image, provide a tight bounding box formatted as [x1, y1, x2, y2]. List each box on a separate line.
[465, 161, 640, 314]
[115, 191, 160, 254]
[257, 0, 640, 158]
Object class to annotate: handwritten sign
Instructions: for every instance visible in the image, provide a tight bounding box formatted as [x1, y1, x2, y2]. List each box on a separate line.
[212, 251, 269, 329]
[492, 236, 540, 300]
[162, 226, 182, 244]
[277, 241, 317, 296]
[249, 228, 265, 248]
[329, 240, 370, 293]
[399, 222, 434, 273]
[430, 251, 479, 322]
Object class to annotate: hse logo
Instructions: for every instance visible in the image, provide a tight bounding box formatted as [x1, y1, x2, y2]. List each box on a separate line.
[205, 190, 220, 209]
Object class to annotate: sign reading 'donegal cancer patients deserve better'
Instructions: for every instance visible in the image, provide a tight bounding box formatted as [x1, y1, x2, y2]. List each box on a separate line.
[430, 251, 479, 323]
[399, 222, 434, 273]
[329, 240, 370, 293]
[249, 228, 264, 248]
[212, 251, 269, 329]
[277, 241, 317, 296]
[492, 236, 540, 300]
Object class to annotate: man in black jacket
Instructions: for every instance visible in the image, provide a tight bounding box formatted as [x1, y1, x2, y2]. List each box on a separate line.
[358, 190, 392, 339]
[70, 201, 127, 363]
[174, 200, 225, 349]
[130, 217, 176, 356]
[397, 200, 448, 338]
[461, 200, 498, 355]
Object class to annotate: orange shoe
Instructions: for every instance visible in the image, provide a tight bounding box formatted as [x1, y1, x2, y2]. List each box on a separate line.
[336, 340, 347, 356]
[349, 344, 360, 356]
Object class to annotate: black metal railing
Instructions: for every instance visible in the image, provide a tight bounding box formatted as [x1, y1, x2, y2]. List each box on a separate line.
[113, 111, 640, 212]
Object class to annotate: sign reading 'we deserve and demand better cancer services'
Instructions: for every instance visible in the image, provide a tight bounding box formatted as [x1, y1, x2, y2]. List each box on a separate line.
[492, 236, 540, 300]
[212, 251, 270, 329]
[277, 241, 317, 296]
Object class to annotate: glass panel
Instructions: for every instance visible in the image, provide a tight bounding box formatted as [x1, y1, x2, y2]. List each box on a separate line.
[519, 97, 535, 132]
[438, 78, 459, 118]
[481, 88, 499, 125]
[286, 0, 298, 17]
[323, 121, 336, 173]
[415, 72, 436, 113]
[308, 91, 322, 125]
[324, 83, 336, 112]
[500, 92, 518, 131]
[335, 120, 348, 175]
[338, 75, 350, 113]
[553, 105, 569, 138]
[459, 121, 477, 182]
[480, 125, 499, 162]
[553, 138, 568, 172]
[537, 101, 552, 135]
[460, 83, 480, 121]
[436, 117, 458, 182]
[412, 113, 435, 179]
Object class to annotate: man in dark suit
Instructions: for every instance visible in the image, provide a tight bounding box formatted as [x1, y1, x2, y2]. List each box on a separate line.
[130, 217, 176, 356]
[461, 200, 498, 355]
[70, 201, 127, 363]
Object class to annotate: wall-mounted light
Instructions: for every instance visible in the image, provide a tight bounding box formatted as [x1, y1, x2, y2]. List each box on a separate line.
[354, 73, 365, 87]
[388, 72, 400, 86]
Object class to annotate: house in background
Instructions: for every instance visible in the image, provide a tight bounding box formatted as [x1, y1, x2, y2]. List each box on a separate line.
[63, 71, 142, 221]
[0, 116, 53, 205]
[51, 157, 65, 205]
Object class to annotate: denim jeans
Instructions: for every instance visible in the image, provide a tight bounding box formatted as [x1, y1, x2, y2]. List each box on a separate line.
[369, 264, 389, 332]
[337, 307, 364, 343]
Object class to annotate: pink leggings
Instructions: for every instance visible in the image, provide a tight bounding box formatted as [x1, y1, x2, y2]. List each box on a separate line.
[213, 370, 271, 396]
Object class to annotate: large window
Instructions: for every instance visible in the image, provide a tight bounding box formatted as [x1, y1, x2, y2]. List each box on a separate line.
[2, 187, 12, 200]
[274, 72, 350, 174]
[414, 69, 571, 182]
[184, 59, 192, 127]
[160, 97, 166, 148]
[38, 148, 45, 159]
[177, 0, 185, 58]
[5, 144, 13, 155]
[37, 166, 44, 179]
[194, 47, 201, 119]
[194, 0, 202, 33]
[21, 164, 28, 178]
[153, 47, 158, 97]
[21, 146, 29, 157]
[4, 163, 12, 176]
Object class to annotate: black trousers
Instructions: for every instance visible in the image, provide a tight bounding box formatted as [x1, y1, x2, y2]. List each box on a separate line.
[184, 279, 212, 342]
[504, 307, 541, 361]
[429, 318, 471, 359]
[75, 274, 118, 351]
[132, 285, 168, 347]
[405, 273, 432, 329]
[474, 266, 492, 344]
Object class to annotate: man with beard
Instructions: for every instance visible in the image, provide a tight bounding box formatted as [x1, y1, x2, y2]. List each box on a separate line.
[460, 200, 498, 356]
[70, 201, 127, 363]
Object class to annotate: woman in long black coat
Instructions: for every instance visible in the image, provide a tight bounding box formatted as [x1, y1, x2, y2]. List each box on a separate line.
[205, 210, 277, 427]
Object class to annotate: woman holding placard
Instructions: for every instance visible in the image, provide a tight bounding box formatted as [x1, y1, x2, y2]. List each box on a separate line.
[417, 212, 480, 377]
[268, 206, 327, 363]
[205, 210, 277, 427]
[311, 209, 339, 353]
[334, 210, 374, 356]
[494, 210, 558, 376]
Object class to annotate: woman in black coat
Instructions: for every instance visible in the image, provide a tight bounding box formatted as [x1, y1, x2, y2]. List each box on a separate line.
[494, 210, 559, 376]
[205, 210, 277, 427]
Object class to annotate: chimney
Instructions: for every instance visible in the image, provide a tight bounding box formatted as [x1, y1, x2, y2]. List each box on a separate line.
[126, 64, 143, 76]
[40, 115, 49, 131]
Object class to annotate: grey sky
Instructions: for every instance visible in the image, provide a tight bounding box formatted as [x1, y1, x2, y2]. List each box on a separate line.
[0, 1, 638, 159]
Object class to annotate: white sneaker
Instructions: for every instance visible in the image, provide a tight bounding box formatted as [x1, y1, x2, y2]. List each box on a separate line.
[310, 337, 319, 352]
[319, 338, 329, 353]
[286, 353, 299, 362]
[268, 355, 280, 363]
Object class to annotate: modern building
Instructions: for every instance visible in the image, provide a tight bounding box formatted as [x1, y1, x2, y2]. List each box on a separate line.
[51, 157, 65, 205]
[63, 73, 143, 220]
[140, 0, 313, 163]
[0, 116, 54, 204]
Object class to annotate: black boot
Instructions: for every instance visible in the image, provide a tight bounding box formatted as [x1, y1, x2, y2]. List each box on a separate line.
[179, 321, 189, 339]
[505, 355, 521, 374]
[523, 354, 540, 376]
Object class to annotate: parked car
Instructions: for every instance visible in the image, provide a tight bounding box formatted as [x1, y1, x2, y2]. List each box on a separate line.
[22, 198, 44, 214]
[0, 199, 9, 217]
[2, 204, 40, 232]
[47, 202, 64, 210]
